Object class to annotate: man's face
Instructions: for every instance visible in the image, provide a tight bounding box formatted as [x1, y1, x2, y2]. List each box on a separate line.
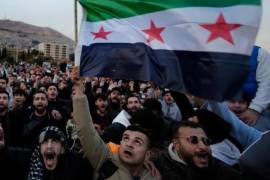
[47, 86, 58, 101]
[33, 93, 48, 114]
[14, 94, 26, 108]
[20, 82, 27, 91]
[0, 79, 7, 90]
[164, 92, 174, 104]
[227, 100, 248, 118]
[58, 80, 67, 90]
[109, 90, 121, 103]
[40, 138, 64, 170]
[0, 93, 8, 113]
[0, 125, 5, 149]
[173, 127, 211, 168]
[8, 76, 16, 85]
[95, 98, 108, 113]
[127, 97, 141, 113]
[119, 130, 150, 166]
[30, 74, 36, 81]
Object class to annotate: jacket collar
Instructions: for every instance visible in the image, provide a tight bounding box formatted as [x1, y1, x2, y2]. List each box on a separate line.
[168, 143, 187, 165]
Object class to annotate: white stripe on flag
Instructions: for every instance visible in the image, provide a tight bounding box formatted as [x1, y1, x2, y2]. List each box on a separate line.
[78, 5, 261, 55]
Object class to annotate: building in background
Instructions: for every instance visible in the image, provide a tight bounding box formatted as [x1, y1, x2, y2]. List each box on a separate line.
[38, 42, 69, 61]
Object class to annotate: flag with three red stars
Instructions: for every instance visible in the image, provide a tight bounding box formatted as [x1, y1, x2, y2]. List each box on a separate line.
[76, 0, 261, 100]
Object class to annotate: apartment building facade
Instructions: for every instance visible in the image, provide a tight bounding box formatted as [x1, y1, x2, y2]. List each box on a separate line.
[38, 42, 69, 61]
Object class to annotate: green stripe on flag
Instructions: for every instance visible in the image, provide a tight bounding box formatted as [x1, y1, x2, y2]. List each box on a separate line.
[79, 0, 261, 22]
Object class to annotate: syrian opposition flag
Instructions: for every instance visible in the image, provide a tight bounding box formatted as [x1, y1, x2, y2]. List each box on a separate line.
[75, 0, 261, 100]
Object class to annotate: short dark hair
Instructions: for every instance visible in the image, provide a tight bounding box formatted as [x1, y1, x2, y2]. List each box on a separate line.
[108, 87, 122, 96]
[129, 108, 165, 149]
[0, 90, 9, 99]
[172, 121, 203, 139]
[46, 83, 58, 91]
[126, 94, 140, 103]
[143, 98, 162, 115]
[33, 90, 48, 99]
[126, 124, 152, 149]
[229, 91, 252, 104]
[0, 76, 8, 84]
[162, 89, 172, 96]
[13, 89, 27, 98]
[95, 93, 107, 101]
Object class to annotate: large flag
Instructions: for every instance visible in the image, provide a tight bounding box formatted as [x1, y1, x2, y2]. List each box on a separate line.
[75, 0, 261, 100]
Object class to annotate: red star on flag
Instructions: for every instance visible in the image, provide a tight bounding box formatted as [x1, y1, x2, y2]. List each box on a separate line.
[91, 26, 112, 40]
[200, 13, 242, 44]
[142, 20, 165, 43]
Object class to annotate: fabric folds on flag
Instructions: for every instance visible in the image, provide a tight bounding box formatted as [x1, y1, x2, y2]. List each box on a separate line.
[75, 0, 262, 100]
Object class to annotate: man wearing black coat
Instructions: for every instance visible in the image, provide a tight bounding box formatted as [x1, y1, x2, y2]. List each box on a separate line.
[0, 124, 93, 180]
[152, 121, 242, 180]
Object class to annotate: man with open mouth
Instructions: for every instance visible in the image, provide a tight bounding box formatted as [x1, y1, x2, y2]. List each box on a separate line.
[71, 68, 161, 180]
[152, 121, 243, 180]
[27, 126, 93, 180]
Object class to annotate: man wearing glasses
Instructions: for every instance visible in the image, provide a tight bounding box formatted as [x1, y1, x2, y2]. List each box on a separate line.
[152, 121, 242, 180]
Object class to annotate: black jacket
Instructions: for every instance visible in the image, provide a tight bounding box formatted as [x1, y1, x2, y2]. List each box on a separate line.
[153, 151, 242, 180]
[22, 110, 66, 149]
[0, 147, 31, 180]
[0, 147, 93, 180]
[42, 151, 93, 180]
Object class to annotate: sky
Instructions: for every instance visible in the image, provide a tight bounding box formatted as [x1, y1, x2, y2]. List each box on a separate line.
[0, 0, 269, 50]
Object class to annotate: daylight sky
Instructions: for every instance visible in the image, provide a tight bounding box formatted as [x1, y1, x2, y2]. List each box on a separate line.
[0, 0, 269, 50]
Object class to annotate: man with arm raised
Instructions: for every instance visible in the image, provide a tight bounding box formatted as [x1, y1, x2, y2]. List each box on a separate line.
[71, 67, 161, 180]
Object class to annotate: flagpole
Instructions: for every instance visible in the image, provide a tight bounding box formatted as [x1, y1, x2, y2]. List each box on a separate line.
[74, 0, 78, 44]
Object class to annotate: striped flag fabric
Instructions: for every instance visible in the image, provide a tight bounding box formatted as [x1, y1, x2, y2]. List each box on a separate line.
[75, 0, 262, 100]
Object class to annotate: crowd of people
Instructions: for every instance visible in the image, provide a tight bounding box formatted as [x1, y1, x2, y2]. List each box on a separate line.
[0, 45, 270, 180]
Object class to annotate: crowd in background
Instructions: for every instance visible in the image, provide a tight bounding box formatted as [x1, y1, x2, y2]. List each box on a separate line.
[0, 46, 270, 180]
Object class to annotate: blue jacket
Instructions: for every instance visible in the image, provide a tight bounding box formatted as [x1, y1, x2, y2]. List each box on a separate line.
[242, 46, 260, 99]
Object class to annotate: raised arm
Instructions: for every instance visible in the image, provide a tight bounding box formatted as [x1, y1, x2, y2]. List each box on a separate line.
[71, 67, 110, 171]
[206, 100, 262, 149]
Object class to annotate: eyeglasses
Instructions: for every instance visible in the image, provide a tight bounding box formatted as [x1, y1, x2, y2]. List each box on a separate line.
[177, 136, 211, 146]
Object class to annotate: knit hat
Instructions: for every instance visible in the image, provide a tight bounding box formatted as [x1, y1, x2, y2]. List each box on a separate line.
[38, 126, 66, 145]
[28, 126, 66, 180]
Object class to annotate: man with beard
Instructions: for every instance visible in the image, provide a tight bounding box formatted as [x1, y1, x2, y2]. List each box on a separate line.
[23, 91, 66, 149]
[46, 83, 69, 123]
[0, 124, 92, 180]
[107, 87, 122, 118]
[102, 94, 142, 143]
[160, 90, 182, 122]
[27, 126, 92, 180]
[152, 121, 242, 180]
[91, 93, 114, 135]
[71, 78, 161, 180]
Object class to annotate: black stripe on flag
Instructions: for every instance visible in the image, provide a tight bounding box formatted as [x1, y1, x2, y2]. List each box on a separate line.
[79, 43, 249, 100]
